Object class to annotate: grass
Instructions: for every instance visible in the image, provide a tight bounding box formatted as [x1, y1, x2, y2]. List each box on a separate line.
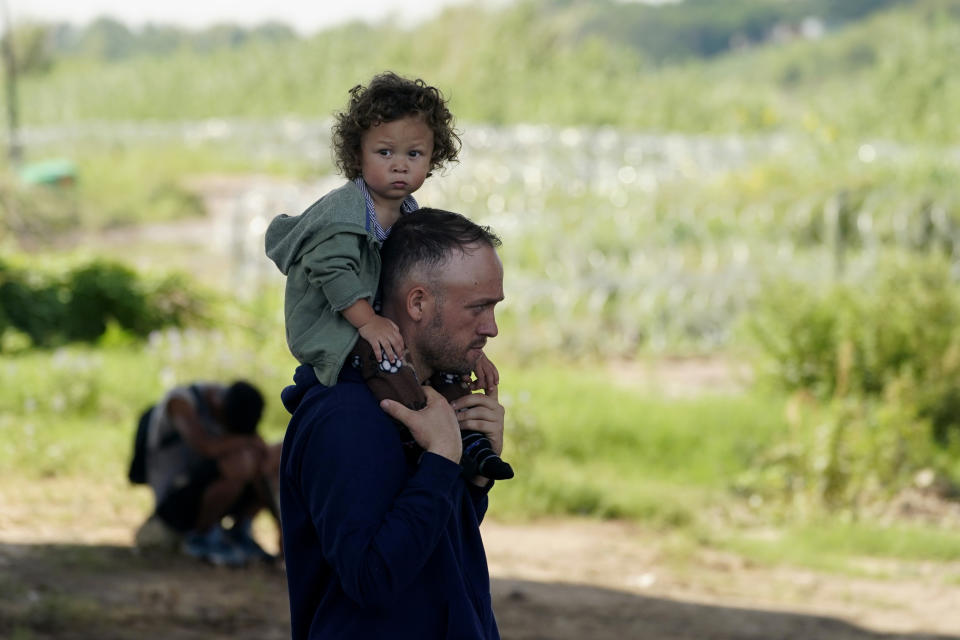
[490, 364, 786, 524]
[18, 1, 960, 146]
[9, 140, 321, 232]
[1, 337, 777, 490]
[717, 520, 960, 577]
[4, 331, 960, 576]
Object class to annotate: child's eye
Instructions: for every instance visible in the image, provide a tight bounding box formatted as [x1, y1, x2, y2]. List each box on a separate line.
[408, 150, 423, 158]
[377, 149, 392, 157]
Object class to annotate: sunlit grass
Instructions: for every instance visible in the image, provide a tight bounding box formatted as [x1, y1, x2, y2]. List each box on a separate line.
[5, 329, 960, 572]
[717, 520, 960, 575]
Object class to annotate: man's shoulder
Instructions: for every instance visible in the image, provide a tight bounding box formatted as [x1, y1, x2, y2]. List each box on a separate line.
[293, 371, 387, 430]
[284, 373, 398, 465]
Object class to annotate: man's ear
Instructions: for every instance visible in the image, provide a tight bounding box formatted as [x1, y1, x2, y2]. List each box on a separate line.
[406, 286, 430, 322]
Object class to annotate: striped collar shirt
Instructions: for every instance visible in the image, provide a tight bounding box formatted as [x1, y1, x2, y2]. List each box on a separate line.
[354, 177, 419, 242]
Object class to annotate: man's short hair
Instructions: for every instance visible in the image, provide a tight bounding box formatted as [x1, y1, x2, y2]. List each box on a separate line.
[223, 380, 264, 435]
[380, 208, 501, 299]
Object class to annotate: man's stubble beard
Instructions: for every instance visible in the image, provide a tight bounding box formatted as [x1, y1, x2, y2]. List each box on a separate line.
[415, 300, 477, 376]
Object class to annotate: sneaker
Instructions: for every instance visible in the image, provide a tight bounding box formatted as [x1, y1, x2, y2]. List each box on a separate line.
[181, 526, 248, 567]
[226, 519, 277, 564]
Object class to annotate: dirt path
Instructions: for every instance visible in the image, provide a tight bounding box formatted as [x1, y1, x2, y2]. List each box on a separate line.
[485, 519, 958, 639]
[2, 509, 957, 640]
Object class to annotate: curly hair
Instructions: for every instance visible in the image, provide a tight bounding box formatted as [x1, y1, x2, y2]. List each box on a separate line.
[332, 72, 461, 181]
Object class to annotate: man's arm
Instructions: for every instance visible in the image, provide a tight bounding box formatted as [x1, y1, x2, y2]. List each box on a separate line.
[166, 395, 263, 459]
[296, 387, 464, 609]
[302, 232, 373, 316]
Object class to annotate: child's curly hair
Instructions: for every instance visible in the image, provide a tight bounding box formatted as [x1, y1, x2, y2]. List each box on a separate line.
[332, 72, 461, 181]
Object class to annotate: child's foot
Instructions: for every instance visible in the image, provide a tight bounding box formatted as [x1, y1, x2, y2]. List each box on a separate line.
[462, 431, 515, 480]
[480, 457, 515, 480]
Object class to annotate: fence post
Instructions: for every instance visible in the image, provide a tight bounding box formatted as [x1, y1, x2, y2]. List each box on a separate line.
[0, 0, 22, 167]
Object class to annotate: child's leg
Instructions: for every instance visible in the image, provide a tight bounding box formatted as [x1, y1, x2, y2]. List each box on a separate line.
[429, 372, 514, 481]
[349, 339, 425, 465]
[350, 338, 426, 410]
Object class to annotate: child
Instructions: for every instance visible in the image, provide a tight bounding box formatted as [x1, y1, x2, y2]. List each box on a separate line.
[265, 72, 513, 480]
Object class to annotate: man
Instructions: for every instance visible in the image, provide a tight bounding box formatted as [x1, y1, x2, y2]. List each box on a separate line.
[135, 380, 282, 567]
[278, 208, 505, 639]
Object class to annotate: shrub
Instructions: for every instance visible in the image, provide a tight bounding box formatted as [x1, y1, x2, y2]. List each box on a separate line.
[742, 253, 960, 510]
[747, 253, 960, 409]
[0, 259, 206, 350]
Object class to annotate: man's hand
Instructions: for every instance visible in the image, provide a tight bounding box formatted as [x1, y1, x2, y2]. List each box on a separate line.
[380, 387, 462, 463]
[358, 315, 405, 364]
[450, 385, 505, 457]
[469, 352, 500, 392]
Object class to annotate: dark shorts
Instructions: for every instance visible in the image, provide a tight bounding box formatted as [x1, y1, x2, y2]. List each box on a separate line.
[155, 459, 220, 533]
[155, 459, 261, 533]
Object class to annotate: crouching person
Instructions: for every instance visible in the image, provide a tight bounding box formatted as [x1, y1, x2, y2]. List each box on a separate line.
[133, 380, 282, 567]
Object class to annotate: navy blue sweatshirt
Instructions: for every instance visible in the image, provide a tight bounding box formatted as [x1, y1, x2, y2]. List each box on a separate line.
[279, 364, 500, 640]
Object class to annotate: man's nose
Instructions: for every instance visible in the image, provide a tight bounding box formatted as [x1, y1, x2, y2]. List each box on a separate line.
[478, 313, 498, 338]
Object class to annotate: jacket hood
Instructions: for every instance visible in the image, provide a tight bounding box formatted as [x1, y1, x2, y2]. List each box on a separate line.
[264, 182, 368, 275]
[281, 364, 321, 414]
[264, 213, 306, 275]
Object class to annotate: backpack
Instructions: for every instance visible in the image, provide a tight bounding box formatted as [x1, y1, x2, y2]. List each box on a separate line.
[128, 405, 156, 484]
[127, 385, 208, 485]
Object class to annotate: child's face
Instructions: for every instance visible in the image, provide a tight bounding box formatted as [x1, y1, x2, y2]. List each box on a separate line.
[360, 115, 434, 209]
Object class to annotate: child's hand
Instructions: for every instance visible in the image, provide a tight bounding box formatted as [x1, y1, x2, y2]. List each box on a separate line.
[469, 352, 500, 392]
[358, 315, 405, 364]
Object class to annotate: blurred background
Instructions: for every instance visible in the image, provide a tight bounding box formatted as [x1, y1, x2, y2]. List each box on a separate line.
[3, 0, 960, 638]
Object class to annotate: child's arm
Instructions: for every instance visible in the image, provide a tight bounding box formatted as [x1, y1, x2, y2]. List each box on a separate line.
[470, 352, 500, 392]
[342, 298, 404, 364]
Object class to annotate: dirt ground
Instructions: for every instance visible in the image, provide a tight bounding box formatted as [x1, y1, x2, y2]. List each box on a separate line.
[1, 512, 958, 640]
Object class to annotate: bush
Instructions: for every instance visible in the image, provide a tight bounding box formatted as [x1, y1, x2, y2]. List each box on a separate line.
[747, 254, 960, 407]
[0, 259, 206, 350]
[738, 391, 939, 514]
[743, 253, 960, 510]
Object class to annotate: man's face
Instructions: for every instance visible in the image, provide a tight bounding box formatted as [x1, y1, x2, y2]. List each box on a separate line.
[416, 243, 504, 375]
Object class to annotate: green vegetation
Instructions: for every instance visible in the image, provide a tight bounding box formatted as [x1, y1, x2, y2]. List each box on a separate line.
[5, 325, 959, 569]
[32, 0, 902, 66]
[741, 254, 960, 512]
[493, 366, 786, 525]
[0, 258, 205, 350]
[719, 519, 960, 573]
[13, 0, 960, 143]
[4, 0, 960, 571]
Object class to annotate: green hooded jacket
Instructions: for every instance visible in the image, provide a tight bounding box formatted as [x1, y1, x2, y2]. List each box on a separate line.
[265, 181, 382, 386]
